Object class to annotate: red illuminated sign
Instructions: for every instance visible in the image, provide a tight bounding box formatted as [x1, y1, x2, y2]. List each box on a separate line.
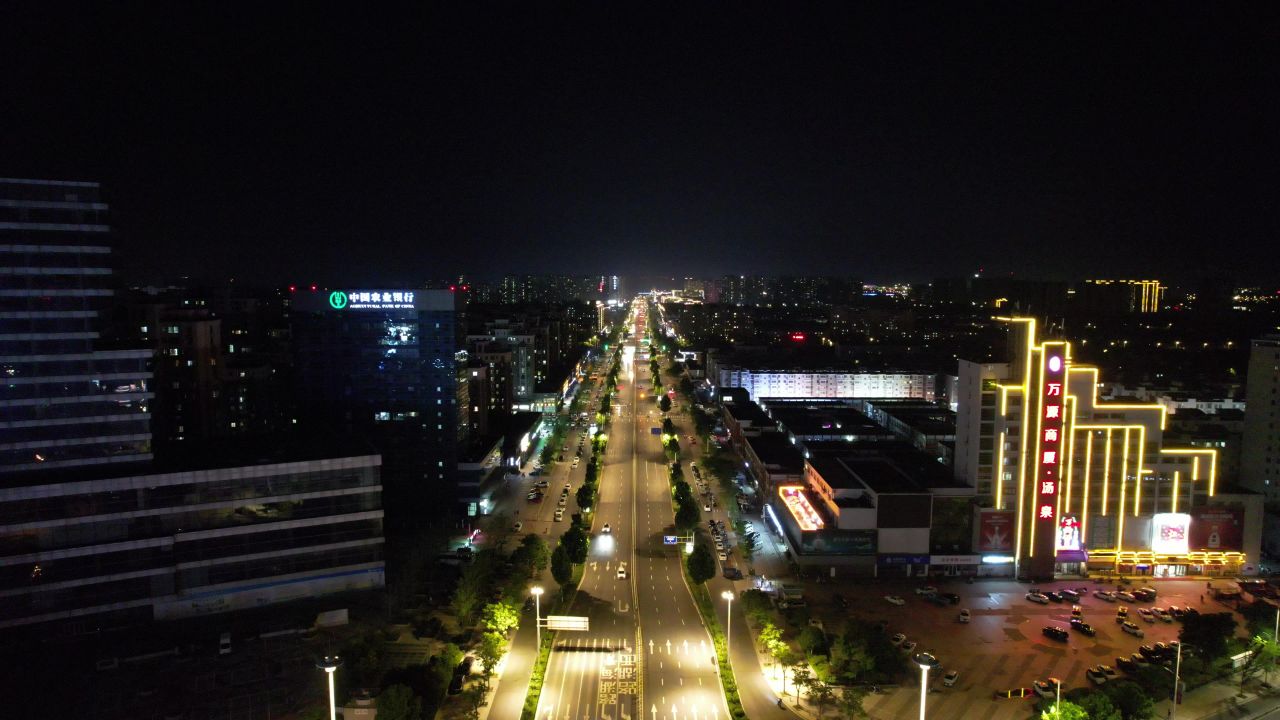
[1033, 348, 1066, 568]
[789, 332, 807, 342]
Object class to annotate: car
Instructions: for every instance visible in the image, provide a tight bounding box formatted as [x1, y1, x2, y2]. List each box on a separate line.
[554, 510, 564, 521]
[703, 504, 712, 512]
[884, 595, 906, 606]
[940, 592, 961, 604]
[1117, 591, 1137, 602]
[943, 670, 960, 687]
[1153, 607, 1173, 623]
[891, 633, 907, 646]
[1086, 667, 1109, 685]
[1045, 591, 1064, 603]
[1116, 656, 1138, 674]
[1137, 586, 1157, 599]
[529, 495, 543, 503]
[1154, 641, 1173, 657]
[1071, 605, 1084, 618]
[1137, 608, 1156, 623]
[832, 593, 849, 609]
[1130, 652, 1150, 666]
[1026, 592, 1051, 604]
[1169, 606, 1186, 619]
[1061, 589, 1081, 602]
[1033, 678, 1062, 699]
[512, 522, 523, 532]
[1138, 644, 1160, 660]
[1042, 626, 1069, 642]
[602, 524, 610, 534]
[723, 567, 744, 580]
[1120, 621, 1144, 637]
[1094, 590, 1117, 602]
[534, 480, 549, 488]
[1183, 607, 1200, 619]
[1070, 619, 1096, 636]
[717, 551, 727, 561]
[1116, 606, 1129, 622]
[927, 593, 951, 607]
[565, 482, 572, 489]
[616, 562, 627, 579]
[958, 609, 971, 623]
[916, 586, 939, 596]
[901, 640, 918, 653]
[1098, 665, 1119, 681]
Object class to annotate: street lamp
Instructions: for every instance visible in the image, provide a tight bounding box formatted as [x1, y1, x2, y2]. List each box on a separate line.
[316, 655, 343, 720]
[721, 590, 735, 662]
[531, 586, 545, 648]
[913, 653, 939, 720]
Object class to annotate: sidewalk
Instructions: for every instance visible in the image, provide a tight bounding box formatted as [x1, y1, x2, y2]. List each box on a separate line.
[1155, 679, 1280, 720]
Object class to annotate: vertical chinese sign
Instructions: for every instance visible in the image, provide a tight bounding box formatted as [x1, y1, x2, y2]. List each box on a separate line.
[1029, 344, 1066, 578]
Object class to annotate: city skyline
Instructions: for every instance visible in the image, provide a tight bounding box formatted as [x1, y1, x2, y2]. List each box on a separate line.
[3, 5, 1279, 284]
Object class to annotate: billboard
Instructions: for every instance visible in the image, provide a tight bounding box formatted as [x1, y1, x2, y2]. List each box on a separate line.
[1189, 507, 1243, 551]
[545, 615, 590, 631]
[1151, 513, 1191, 555]
[977, 510, 1015, 553]
[1029, 344, 1067, 577]
[1056, 515, 1082, 552]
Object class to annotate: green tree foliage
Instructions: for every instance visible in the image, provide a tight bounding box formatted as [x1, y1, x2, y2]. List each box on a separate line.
[1240, 635, 1280, 689]
[798, 626, 829, 656]
[837, 685, 868, 720]
[477, 631, 507, 690]
[513, 534, 550, 574]
[758, 621, 785, 658]
[460, 686, 487, 720]
[675, 500, 701, 529]
[1179, 612, 1237, 661]
[687, 542, 716, 584]
[659, 395, 672, 413]
[1101, 679, 1155, 720]
[662, 418, 676, 435]
[376, 684, 421, 720]
[791, 662, 814, 701]
[561, 525, 590, 563]
[441, 643, 464, 672]
[1241, 600, 1280, 640]
[576, 483, 596, 512]
[481, 601, 520, 636]
[808, 681, 837, 716]
[1071, 689, 1123, 720]
[340, 626, 387, 687]
[1041, 700, 1089, 720]
[673, 480, 694, 505]
[550, 544, 572, 586]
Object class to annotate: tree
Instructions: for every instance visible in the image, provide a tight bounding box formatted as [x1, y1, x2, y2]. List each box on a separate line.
[376, 684, 421, 720]
[1240, 635, 1280, 689]
[516, 534, 550, 573]
[836, 685, 868, 720]
[675, 500, 701, 529]
[662, 418, 676, 435]
[1041, 700, 1088, 720]
[809, 681, 837, 717]
[481, 601, 520, 635]
[791, 661, 814, 702]
[477, 631, 507, 690]
[441, 642, 464, 673]
[758, 621, 784, 659]
[576, 483, 596, 512]
[1101, 679, 1154, 720]
[798, 626, 829, 656]
[659, 395, 672, 413]
[561, 525, 589, 564]
[550, 544, 572, 586]
[776, 647, 797, 696]
[1179, 612, 1236, 661]
[1073, 690, 1123, 720]
[740, 531, 759, 562]
[687, 542, 716, 584]
[460, 686, 487, 720]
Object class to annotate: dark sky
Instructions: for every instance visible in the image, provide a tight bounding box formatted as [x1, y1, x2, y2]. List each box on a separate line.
[3, 4, 1278, 285]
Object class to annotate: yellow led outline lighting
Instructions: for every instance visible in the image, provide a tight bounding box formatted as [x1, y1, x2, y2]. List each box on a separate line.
[1101, 429, 1112, 513]
[1161, 448, 1219, 497]
[1132, 426, 1146, 517]
[1068, 366, 1168, 430]
[1029, 346, 1046, 557]
[1117, 429, 1129, 551]
[996, 317, 1036, 566]
[994, 430, 1006, 509]
[1064, 395, 1077, 514]
[1171, 470, 1180, 513]
[1081, 431, 1093, 540]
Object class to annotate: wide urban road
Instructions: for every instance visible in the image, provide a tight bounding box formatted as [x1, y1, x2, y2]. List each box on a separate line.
[535, 299, 727, 720]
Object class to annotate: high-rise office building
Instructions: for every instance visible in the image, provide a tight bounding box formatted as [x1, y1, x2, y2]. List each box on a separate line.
[292, 288, 458, 503]
[0, 178, 153, 474]
[1241, 335, 1280, 501]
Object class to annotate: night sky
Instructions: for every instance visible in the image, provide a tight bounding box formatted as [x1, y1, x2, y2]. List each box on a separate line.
[3, 4, 1278, 285]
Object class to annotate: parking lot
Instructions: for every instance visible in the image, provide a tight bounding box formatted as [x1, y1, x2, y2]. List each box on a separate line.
[803, 577, 1235, 720]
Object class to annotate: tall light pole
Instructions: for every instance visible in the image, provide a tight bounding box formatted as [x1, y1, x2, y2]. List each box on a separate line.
[913, 653, 939, 720]
[316, 655, 342, 720]
[531, 586, 544, 648]
[721, 590, 735, 666]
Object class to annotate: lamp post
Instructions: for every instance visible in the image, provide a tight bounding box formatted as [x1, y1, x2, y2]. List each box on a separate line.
[531, 586, 544, 648]
[721, 590, 735, 665]
[316, 655, 342, 720]
[913, 653, 939, 720]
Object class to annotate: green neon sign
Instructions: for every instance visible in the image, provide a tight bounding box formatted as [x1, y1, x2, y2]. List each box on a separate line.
[329, 291, 348, 309]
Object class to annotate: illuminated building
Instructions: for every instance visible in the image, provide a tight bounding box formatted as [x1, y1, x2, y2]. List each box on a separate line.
[711, 363, 936, 403]
[1081, 279, 1166, 313]
[1242, 335, 1280, 501]
[957, 317, 1258, 579]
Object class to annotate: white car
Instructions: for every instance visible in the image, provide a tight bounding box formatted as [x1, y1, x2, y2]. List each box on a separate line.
[957, 609, 971, 624]
[617, 562, 627, 579]
[885, 595, 906, 606]
[901, 640, 918, 653]
[554, 510, 564, 522]
[1086, 667, 1108, 686]
[891, 633, 907, 646]
[602, 524, 611, 534]
[1026, 592, 1050, 604]
[1120, 621, 1144, 637]
[915, 586, 939, 596]
[1153, 608, 1174, 623]
[703, 504, 712, 512]
[717, 551, 727, 562]
[1137, 608, 1156, 623]
[1094, 590, 1117, 602]
[943, 670, 959, 687]
[512, 522, 523, 532]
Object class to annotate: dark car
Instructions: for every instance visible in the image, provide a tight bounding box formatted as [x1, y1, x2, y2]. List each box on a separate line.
[1045, 591, 1064, 603]
[832, 593, 849, 609]
[1061, 589, 1080, 601]
[940, 592, 961, 605]
[1070, 619, 1096, 636]
[1116, 656, 1138, 674]
[1169, 606, 1186, 619]
[1138, 644, 1161, 661]
[722, 567, 744, 580]
[1042, 626, 1069, 642]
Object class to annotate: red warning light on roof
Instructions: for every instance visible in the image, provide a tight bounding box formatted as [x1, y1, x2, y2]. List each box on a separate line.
[310, 284, 318, 292]
[449, 285, 457, 292]
[789, 332, 807, 342]
[288, 285, 297, 293]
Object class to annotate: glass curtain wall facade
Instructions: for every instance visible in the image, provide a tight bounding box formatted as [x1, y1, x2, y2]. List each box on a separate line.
[0, 178, 152, 474]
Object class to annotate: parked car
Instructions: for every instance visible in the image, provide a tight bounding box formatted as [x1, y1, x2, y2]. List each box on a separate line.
[1137, 608, 1156, 623]
[1116, 656, 1138, 674]
[1033, 678, 1062, 699]
[958, 609, 971, 624]
[1061, 589, 1081, 602]
[1117, 591, 1137, 602]
[1086, 667, 1109, 685]
[943, 670, 960, 687]
[1026, 592, 1051, 605]
[1045, 591, 1064, 603]
[1071, 605, 1084, 618]
[916, 586, 939, 596]
[891, 633, 907, 646]
[901, 640, 918, 653]
[940, 592, 961, 604]
[885, 595, 906, 606]
[1042, 626, 1069, 642]
[1094, 590, 1117, 602]
[1120, 621, 1144, 638]
[1070, 619, 1096, 636]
